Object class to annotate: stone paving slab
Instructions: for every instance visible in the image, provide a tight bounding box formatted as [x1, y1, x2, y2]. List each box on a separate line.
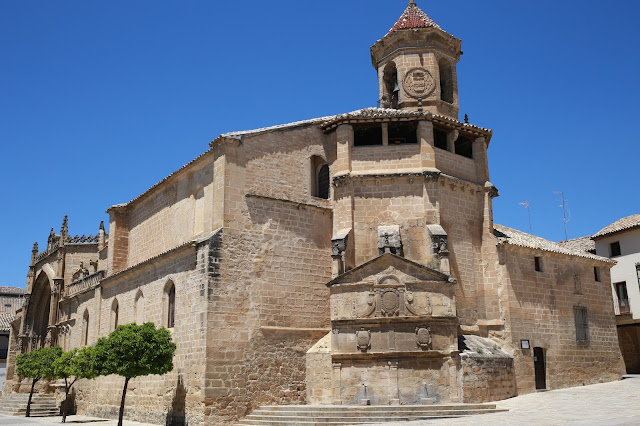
[3, 377, 640, 425]
[0, 414, 158, 426]
[365, 375, 640, 426]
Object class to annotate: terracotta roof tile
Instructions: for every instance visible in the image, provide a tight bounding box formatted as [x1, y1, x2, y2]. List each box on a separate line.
[0, 313, 15, 332]
[558, 236, 596, 254]
[494, 224, 612, 263]
[593, 213, 640, 239]
[0, 287, 25, 295]
[387, 2, 443, 36]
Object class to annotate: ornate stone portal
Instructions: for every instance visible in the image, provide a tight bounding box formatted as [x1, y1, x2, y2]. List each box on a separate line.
[320, 253, 459, 405]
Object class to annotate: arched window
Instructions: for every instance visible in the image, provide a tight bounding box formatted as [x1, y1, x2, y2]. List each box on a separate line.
[311, 156, 330, 199]
[134, 290, 144, 324]
[82, 310, 90, 346]
[165, 281, 175, 328]
[317, 165, 330, 199]
[382, 61, 399, 109]
[111, 299, 119, 331]
[439, 59, 454, 104]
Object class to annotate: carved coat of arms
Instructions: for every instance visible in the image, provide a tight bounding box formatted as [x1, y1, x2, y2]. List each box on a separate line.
[356, 328, 371, 352]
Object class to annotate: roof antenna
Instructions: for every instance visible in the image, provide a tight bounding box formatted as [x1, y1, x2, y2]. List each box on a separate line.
[553, 191, 570, 241]
[519, 201, 532, 233]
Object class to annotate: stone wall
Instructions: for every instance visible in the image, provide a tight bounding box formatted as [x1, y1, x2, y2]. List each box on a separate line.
[63, 244, 100, 285]
[434, 147, 477, 183]
[460, 354, 516, 403]
[351, 144, 421, 173]
[198, 127, 334, 424]
[306, 333, 332, 405]
[437, 177, 487, 327]
[67, 236, 212, 425]
[124, 155, 214, 267]
[498, 245, 625, 394]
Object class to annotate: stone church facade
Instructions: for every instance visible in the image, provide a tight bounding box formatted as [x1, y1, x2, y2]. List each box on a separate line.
[4, 2, 625, 425]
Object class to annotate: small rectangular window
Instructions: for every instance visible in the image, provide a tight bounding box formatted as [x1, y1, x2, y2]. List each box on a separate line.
[433, 128, 448, 150]
[388, 121, 418, 144]
[593, 267, 600, 282]
[610, 241, 621, 257]
[574, 306, 589, 343]
[354, 124, 383, 146]
[534, 256, 543, 272]
[615, 282, 629, 314]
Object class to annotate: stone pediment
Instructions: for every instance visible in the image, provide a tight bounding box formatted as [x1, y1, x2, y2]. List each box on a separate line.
[326, 253, 454, 287]
[328, 254, 456, 321]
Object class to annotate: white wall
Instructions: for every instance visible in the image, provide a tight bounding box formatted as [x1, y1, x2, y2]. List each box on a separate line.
[595, 229, 640, 320]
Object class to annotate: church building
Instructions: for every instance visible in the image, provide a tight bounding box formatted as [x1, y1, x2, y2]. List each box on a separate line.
[4, 2, 625, 425]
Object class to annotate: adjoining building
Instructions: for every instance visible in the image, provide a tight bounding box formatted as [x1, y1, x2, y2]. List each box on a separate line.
[3, 2, 625, 424]
[0, 287, 25, 393]
[593, 214, 640, 373]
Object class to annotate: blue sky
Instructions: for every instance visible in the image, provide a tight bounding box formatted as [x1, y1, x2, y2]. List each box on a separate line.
[1, 1, 639, 287]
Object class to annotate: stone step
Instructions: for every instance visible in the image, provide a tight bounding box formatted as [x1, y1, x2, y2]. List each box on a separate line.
[255, 404, 498, 412]
[0, 392, 58, 417]
[236, 404, 507, 425]
[237, 420, 461, 426]
[245, 409, 505, 420]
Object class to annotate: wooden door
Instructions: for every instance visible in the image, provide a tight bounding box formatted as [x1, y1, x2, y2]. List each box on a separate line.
[534, 347, 546, 390]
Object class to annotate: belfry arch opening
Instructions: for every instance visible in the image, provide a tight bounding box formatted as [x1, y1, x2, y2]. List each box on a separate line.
[311, 156, 330, 200]
[439, 59, 454, 104]
[382, 62, 399, 109]
[26, 272, 52, 349]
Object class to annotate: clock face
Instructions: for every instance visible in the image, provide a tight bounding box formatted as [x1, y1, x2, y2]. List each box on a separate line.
[403, 67, 436, 98]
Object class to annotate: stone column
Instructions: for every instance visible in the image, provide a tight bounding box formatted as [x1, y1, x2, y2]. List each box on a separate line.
[472, 137, 489, 184]
[334, 124, 353, 175]
[418, 121, 436, 170]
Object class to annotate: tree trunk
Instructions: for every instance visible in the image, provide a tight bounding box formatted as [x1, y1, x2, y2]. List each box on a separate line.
[26, 378, 37, 417]
[117, 377, 130, 426]
[62, 377, 69, 423]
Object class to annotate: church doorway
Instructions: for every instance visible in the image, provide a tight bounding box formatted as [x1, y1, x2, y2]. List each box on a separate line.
[27, 272, 52, 349]
[533, 347, 546, 390]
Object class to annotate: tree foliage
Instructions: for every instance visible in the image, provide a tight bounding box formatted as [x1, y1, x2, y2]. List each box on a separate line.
[15, 346, 62, 417]
[94, 322, 176, 426]
[94, 322, 175, 378]
[52, 347, 98, 423]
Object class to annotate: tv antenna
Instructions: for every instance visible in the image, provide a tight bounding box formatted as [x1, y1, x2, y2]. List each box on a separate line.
[553, 191, 570, 241]
[519, 201, 532, 233]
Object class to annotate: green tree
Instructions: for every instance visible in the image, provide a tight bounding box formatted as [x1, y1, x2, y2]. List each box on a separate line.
[52, 347, 98, 423]
[94, 323, 176, 426]
[15, 346, 62, 417]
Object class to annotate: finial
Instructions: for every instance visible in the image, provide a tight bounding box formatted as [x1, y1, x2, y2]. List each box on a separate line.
[409, 0, 415, 4]
[464, 114, 469, 124]
[32, 242, 39, 254]
[99, 220, 105, 232]
[61, 215, 68, 235]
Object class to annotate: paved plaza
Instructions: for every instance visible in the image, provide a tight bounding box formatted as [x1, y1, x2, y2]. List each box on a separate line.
[0, 376, 638, 425]
[374, 375, 640, 426]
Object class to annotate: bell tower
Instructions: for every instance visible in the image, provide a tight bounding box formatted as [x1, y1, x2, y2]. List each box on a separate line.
[371, 1, 462, 119]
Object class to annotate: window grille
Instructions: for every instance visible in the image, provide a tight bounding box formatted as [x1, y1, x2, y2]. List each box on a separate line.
[574, 306, 589, 343]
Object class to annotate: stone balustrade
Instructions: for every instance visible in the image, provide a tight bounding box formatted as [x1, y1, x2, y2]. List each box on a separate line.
[64, 270, 104, 297]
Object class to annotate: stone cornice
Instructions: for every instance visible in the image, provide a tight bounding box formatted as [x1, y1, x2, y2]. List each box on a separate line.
[245, 193, 333, 212]
[332, 170, 497, 196]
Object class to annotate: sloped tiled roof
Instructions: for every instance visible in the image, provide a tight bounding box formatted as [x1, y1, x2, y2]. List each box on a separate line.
[494, 224, 613, 263]
[0, 287, 25, 295]
[321, 107, 492, 137]
[387, 1, 443, 35]
[593, 213, 640, 239]
[558, 235, 595, 254]
[0, 313, 15, 332]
